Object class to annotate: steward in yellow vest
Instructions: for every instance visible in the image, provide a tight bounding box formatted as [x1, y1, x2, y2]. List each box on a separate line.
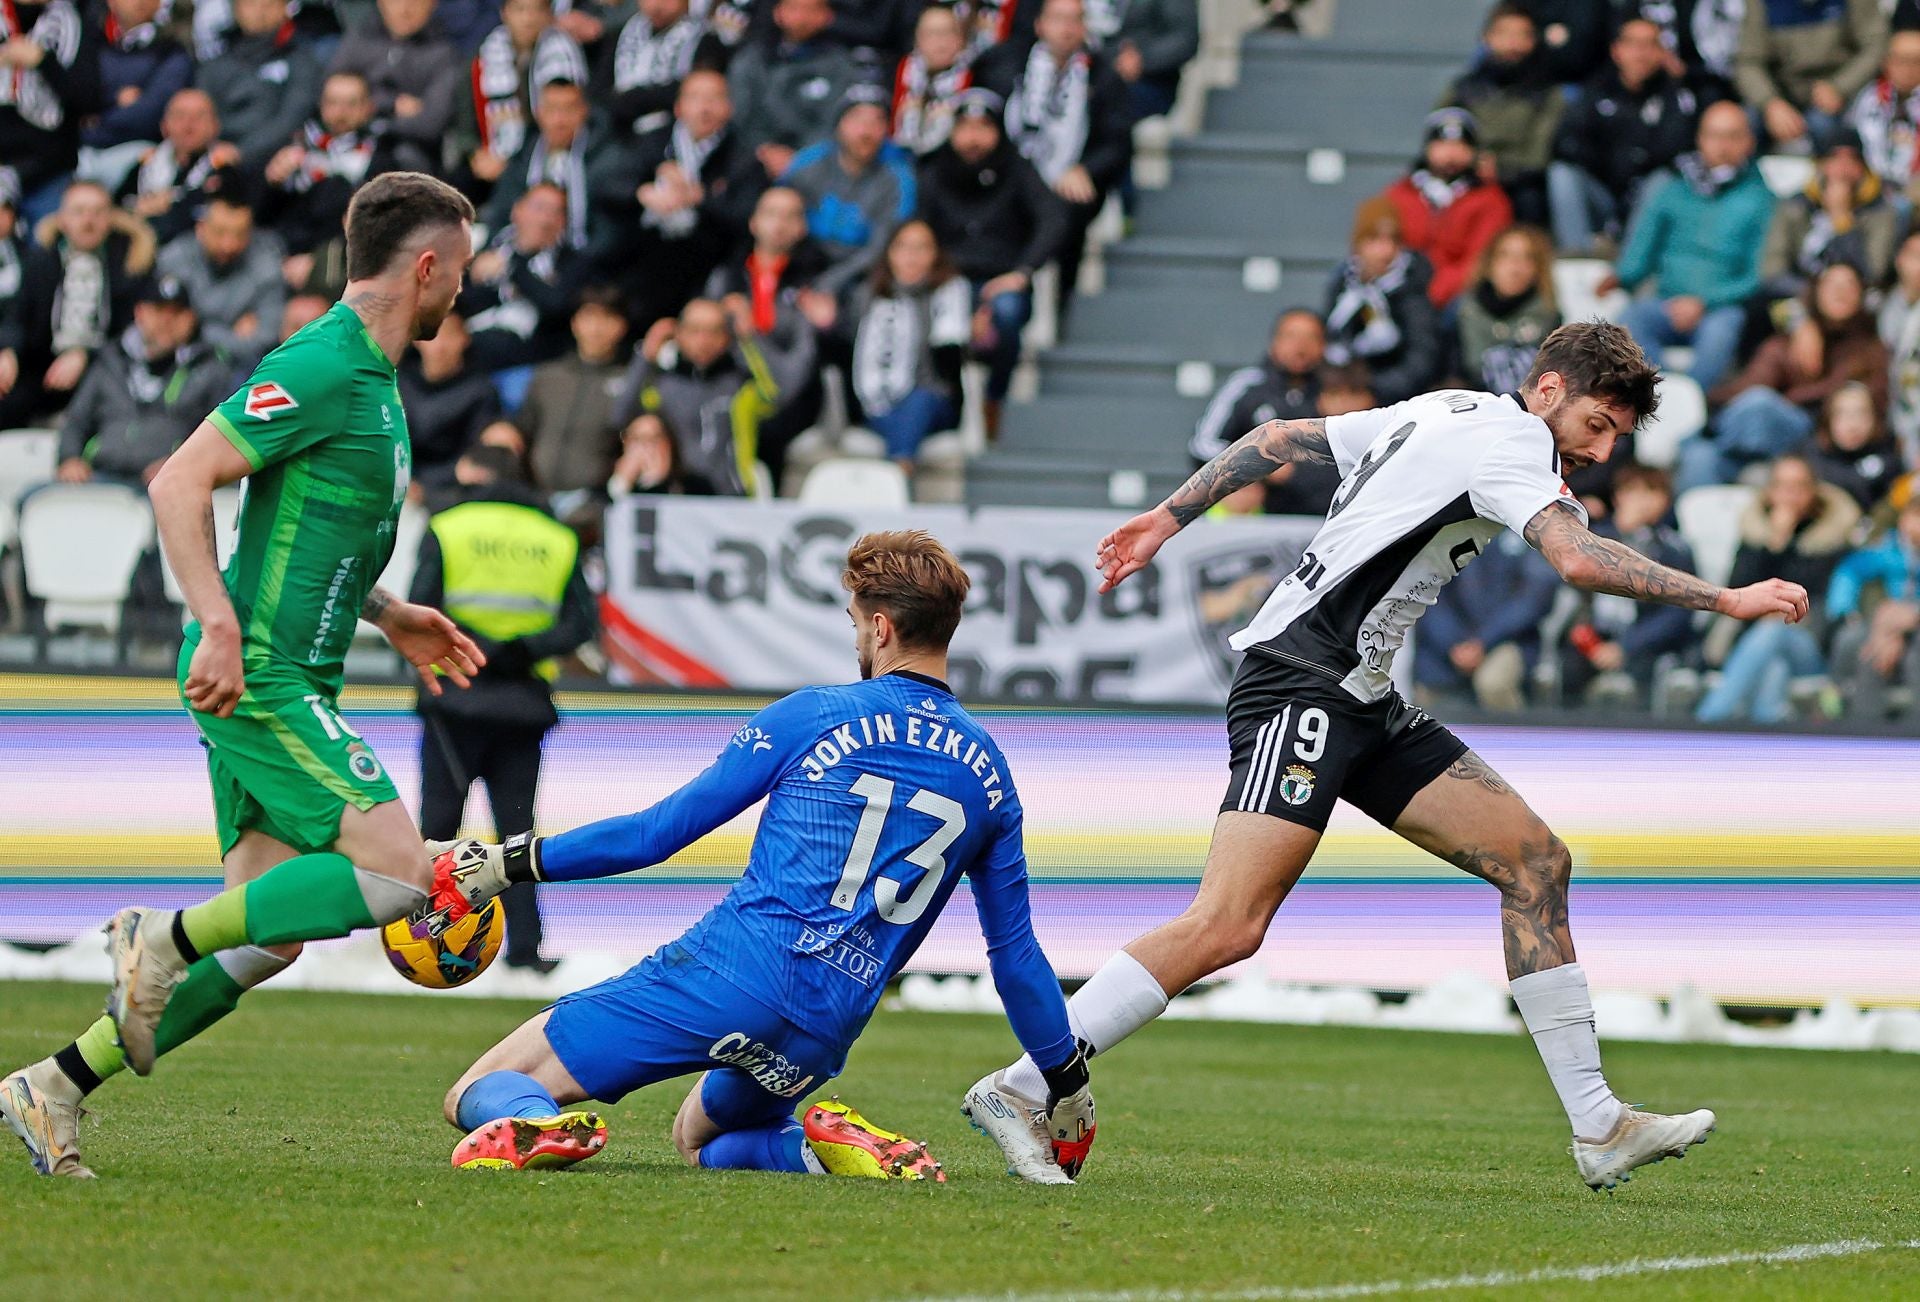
[409, 447, 597, 971]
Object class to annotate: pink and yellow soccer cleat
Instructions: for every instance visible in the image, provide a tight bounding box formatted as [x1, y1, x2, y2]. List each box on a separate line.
[802, 1098, 946, 1182]
[451, 1111, 608, 1171]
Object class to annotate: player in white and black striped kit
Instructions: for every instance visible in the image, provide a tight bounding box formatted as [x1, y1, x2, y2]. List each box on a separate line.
[966, 323, 1811, 1190]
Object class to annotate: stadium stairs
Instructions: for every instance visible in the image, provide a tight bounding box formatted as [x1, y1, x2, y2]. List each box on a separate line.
[966, 0, 1490, 510]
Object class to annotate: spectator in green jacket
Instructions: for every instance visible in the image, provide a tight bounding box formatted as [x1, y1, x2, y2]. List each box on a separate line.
[1609, 100, 1776, 390]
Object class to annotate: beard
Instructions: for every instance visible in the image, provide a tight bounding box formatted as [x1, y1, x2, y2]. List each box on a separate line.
[857, 644, 874, 679]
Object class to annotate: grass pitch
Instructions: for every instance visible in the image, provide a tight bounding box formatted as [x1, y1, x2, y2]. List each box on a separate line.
[2, 980, 1915, 1299]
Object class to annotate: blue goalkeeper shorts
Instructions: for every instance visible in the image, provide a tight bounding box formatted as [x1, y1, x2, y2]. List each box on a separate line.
[542, 940, 848, 1130]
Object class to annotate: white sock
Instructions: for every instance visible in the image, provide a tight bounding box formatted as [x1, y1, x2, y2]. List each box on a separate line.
[1510, 963, 1624, 1142]
[1002, 951, 1170, 1099]
[215, 944, 293, 989]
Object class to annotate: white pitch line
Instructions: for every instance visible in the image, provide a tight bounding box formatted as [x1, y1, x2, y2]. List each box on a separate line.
[922, 1237, 1920, 1302]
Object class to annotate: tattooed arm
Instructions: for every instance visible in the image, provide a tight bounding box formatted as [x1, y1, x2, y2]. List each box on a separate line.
[1094, 419, 1332, 592]
[1163, 418, 1333, 527]
[1524, 500, 1811, 622]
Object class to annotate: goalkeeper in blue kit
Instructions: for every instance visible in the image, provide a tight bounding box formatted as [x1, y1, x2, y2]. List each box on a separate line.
[434, 531, 1095, 1182]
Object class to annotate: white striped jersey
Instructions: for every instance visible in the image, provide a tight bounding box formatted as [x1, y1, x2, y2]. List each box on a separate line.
[1228, 389, 1583, 702]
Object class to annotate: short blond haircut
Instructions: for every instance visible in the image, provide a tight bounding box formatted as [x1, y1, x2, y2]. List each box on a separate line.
[842, 531, 971, 650]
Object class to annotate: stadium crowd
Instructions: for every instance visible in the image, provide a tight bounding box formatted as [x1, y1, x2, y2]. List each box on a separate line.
[1, 0, 1918, 721]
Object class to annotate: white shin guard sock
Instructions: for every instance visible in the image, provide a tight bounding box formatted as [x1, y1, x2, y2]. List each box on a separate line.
[1003, 951, 1170, 1099]
[1510, 962, 1623, 1141]
[214, 944, 294, 990]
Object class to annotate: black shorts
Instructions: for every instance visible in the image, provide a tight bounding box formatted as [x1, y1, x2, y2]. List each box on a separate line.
[1220, 651, 1468, 832]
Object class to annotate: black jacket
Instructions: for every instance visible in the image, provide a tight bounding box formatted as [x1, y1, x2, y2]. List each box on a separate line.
[916, 139, 1068, 282]
[587, 125, 765, 277]
[457, 241, 588, 370]
[974, 40, 1134, 194]
[1188, 359, 1338, 516]
[396, 359, 504, 487]
[1554, 66, 1701, 196]
[409, 480, 597, 729]
[1320, 252, 1444, 405]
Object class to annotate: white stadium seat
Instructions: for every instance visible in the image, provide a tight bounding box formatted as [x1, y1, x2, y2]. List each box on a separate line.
[1552, 258, 1628, 324]
[0, 427, 60, 550]
[19, 482, 155, 635]
[1675, 484, 1757, 588]
[798, 458, 911, 509]
[1636, 372, 1708, 469]
[161, 485, 243, 606]
[1758, 154, 1815, 199]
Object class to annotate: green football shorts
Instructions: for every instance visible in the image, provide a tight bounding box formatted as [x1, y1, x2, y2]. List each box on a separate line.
[178, 646, 399, 857]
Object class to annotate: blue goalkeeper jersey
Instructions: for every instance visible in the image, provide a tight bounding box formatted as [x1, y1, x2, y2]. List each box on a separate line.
[538, 671, 1074, 1066]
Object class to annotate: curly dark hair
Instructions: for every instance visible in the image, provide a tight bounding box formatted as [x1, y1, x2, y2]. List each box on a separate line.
[1524, 320, 1661, 429]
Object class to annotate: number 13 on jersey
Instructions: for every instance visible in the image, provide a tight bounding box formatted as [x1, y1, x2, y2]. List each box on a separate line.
[831, 773, 968, 927]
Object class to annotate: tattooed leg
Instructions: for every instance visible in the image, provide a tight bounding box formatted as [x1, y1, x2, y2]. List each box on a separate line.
[1394, 754, 1574, 978]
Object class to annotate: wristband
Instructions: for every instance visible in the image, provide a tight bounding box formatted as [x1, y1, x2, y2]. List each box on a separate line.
[502, 832, 545, 884]
[1040, 1043, 1090, 1103]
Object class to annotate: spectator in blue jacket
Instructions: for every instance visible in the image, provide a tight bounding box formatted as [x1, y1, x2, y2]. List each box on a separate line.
[1414, 528, 1560, 712]
[1608, 100, 1775, 391]
[783, 85, 918, 300]
[79, 0, 194, 193]
[1826, 495, 1920, 719]
[1559, 463, 1700, 707]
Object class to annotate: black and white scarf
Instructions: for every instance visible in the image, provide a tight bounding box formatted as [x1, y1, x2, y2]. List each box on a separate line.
[134, 144, 215, 204]
[853, 277, 971, 414]
[642, 123, 723, 238]
[469, 229, 560, 340]
[285, 120, 379, 190]
[1408, 167, 1472, 212]
[526, 138, 590, 248]
[0, 0, 83, 130]
[613, 12, 706, 132]
[51, 242, 108, 356]
[691, 0, 751, 47]
[893, 50, 973, 155]
[1325, 251, 1412, 364]
[474, 24, 587, 158]
[1005, 45, 1090, 185]
[120, 323, 174, 404]
[1852, 76, 1920, 184]
[1082, 0, 1126, 47]
[0, 235, 22, 304]
[1675, 150, 1741, 198]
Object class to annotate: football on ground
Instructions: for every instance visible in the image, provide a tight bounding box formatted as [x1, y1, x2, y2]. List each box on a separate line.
[3, 982, 1914, 1298]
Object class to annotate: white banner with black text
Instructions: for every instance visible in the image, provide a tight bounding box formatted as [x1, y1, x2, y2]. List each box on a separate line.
[599, 498, 1323, 704]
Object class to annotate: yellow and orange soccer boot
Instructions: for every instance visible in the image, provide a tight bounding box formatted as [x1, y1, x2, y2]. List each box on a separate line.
[802, 1098, 945, 1181]
[451, 1111, 608, 1171]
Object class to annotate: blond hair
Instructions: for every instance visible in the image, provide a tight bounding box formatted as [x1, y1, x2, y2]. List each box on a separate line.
[842, 530, 971, 649]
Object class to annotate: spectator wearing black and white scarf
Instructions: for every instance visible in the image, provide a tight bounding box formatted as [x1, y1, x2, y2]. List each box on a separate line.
[976, 0, 1131, 316]
[608, 0, 723, 134]
[0, 0, 92, 206]
[462, 182, 587, 370]
[483, 78, 609, 248]
[891, 3, 972, 156]
[590, 67, 765, 326]
[261, 71, 401, 257]
[467, 0, 588, 167]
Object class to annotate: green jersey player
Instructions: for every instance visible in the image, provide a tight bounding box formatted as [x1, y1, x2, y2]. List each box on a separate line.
[1, 173, 485, 1178]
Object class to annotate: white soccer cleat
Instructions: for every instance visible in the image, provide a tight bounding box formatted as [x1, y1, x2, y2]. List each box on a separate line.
[1573, 1106, 1716, 1190]
[0, 1064, 94, 1179]
[105, 907, 187, 1077]
[961, 1070, 1073, 1185]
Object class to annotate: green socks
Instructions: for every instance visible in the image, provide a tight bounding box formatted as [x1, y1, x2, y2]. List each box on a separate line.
[178, 851, 422, 953]
[54, 948, 292, 1096]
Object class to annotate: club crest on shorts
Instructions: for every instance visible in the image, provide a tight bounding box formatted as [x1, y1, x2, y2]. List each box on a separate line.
[346, 742, 383, 783]
[243, 382, 299, 420]
[1276, 764, 1316, 807]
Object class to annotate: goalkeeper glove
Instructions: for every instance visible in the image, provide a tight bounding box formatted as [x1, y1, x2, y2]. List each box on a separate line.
[423, 832, 547, 918]
[1039, 1044, 1096, 1179]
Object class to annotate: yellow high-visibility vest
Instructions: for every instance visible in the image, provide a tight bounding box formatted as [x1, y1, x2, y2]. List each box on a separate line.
[431, 500, 578, 681]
